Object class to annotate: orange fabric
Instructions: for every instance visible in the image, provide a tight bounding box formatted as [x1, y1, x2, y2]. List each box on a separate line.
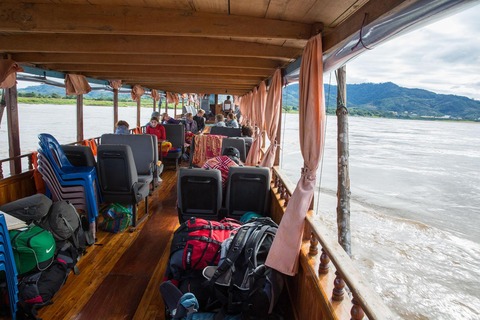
[151, 89, 160, 101]
[260, 69, 282, 168]
[245, 82, 266, 166]
[191, 134, 224, 167]
[109, 80, 122, 90]
[133, 127, 142, 134]
[88, 139, 98, 156]
[266, 34, 326, 276]
[65, 74, 92, 95]
[0, 59, 24, 89]
[31, 151, 46, 194]
[131, 85, 145, 101]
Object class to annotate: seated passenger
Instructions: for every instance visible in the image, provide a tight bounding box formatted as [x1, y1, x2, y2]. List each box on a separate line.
[162, 112, 181, 125]
[193, 109, 206, 133]
[214, 114, 226, 127]
[146, 117, 172, 156]
[225, 113, 239, 128]
[184, 112, 198, 134]
[202, 147, 242, 190]
[241, 125, 254, 137]
[115, 120, 130, 134]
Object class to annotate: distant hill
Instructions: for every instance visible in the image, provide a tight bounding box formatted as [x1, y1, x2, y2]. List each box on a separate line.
[18, 84, 131, 100]
[18, 82, 480, 121]
[283, 82, 480, 121]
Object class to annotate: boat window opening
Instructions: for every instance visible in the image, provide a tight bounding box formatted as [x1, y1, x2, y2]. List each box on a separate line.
[315, 72, 333, 216]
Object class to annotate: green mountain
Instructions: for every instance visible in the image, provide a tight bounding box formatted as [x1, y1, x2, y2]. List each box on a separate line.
[282, 82, 480, 121]
[18, 84, 131, 100]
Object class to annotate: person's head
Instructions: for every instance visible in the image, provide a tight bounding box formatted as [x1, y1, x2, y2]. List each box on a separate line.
[115, 120, 130, 134]
[197, 109, 205, 116]
[161, 112, 170, 121]
[215, 114, 225, 123]
[223, 146, 241, 164]
[227, 113, 236, 120]
[241, 125, 253, 137]
[226, 95, 231, 100]
[151, 111, 160, 119]
[150, 116, 159, 127]
[186, 112, 193, 120]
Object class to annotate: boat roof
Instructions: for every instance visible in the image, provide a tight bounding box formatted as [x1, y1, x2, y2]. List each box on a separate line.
[1, 0, 476, 95]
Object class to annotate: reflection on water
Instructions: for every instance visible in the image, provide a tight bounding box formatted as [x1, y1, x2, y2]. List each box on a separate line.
[2, 106, 480, 319]
[281, 114, 480, 319]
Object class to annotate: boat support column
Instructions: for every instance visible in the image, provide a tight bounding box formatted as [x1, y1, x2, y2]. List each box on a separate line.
[336, 66, 351, 256]
[5, 84, 21, 175]
[113, 88, 119, 132]
[76, 95, 84, 142]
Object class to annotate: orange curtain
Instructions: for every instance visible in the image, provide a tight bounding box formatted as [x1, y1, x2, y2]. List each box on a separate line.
[0, 59, 23, 89]
[31, 151, 46, 194]
[65, 74, 92, 95]
[166, 92, 179, 104]
[151, 89, 160, 101]
[245, 82, 266, 166]
[265, 34, 326, 276]
[260, 69, 283, 168]
[131, 85, 145, 101]
[109, 80, 122, 90]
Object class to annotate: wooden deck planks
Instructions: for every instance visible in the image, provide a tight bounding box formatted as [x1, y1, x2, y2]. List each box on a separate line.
[37, 169, 180, 320]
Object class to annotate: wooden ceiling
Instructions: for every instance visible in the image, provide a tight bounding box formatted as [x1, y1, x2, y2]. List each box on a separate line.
[0, 0, 409, 95]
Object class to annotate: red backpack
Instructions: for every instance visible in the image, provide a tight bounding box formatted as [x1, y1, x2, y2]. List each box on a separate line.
[166, 217, 241, 281]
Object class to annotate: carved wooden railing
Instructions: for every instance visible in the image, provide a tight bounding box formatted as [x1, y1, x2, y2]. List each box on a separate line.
[0, 152, 34, 179]
[271, 166, 395, 320]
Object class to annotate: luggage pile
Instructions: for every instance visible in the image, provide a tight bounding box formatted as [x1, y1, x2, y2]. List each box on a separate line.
[161, 216, 285, 320]
[0, 193, 94, 319]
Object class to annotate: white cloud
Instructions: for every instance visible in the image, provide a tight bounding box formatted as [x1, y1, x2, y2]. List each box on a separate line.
[338, 4, 480, 100]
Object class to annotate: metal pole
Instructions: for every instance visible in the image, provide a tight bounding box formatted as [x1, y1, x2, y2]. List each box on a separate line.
[335, 66, 351, 256]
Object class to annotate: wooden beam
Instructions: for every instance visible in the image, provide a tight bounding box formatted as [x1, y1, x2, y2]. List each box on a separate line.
[43, 64, 271, 77]
[1, 34, 301, 60]
[13, 53, 285, 69]
[85, 74, 264, 84]
[113, 88, 119, 133]
[0, 2, 313, 40]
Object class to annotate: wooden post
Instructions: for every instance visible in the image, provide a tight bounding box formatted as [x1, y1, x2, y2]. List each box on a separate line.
[136, 99, 141, 128]
[153, 97, 156, 113]
[5, 85, 21, 175]
[113, 88, 119, 133]
[164, 95, 168, 114]
[76, 95, 84, 142]
[174, 102, 177, 118]
[335, 66, 351, 256]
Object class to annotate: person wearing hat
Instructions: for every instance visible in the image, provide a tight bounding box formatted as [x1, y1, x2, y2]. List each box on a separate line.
[202, 146, 243, 190]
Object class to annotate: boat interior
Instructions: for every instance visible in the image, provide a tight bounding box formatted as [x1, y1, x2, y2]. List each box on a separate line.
[1, 1, 476, 319]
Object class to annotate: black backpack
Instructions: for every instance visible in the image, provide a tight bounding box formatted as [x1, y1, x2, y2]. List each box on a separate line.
[204, 217, 284, 319]
[39, 200, 93, 256]
[17, 242, 79, 320]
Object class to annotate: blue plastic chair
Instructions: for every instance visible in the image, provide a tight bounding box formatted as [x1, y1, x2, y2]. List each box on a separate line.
[38, 133, 101, 222]
[0, 213, 19, 320]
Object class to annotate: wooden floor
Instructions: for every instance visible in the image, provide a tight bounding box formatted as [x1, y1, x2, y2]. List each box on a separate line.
[38, 168, 180, 320]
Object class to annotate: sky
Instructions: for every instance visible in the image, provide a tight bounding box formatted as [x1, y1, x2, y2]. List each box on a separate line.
[16, 4, 480, 101]
[339, 3, 480, 101]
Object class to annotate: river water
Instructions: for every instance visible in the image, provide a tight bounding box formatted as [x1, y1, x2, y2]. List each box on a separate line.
[1, 105, 479, 319]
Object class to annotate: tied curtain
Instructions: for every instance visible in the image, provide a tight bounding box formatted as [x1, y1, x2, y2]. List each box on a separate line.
[0, 59, 23, 89]
[260, 69, 282, 168]
[131, 85, 145, 101]
[245, 82, 266, 166]
[265, 34, 326, 276]
[65, 74, 91, 95]
[109, 80, 122, 90]
[167, 92, 179, 105]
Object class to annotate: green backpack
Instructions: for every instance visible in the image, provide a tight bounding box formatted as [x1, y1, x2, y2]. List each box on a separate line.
[9, 225, 56, 275]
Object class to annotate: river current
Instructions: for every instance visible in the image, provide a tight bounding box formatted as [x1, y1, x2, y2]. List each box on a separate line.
[1, 105, 479, 319]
